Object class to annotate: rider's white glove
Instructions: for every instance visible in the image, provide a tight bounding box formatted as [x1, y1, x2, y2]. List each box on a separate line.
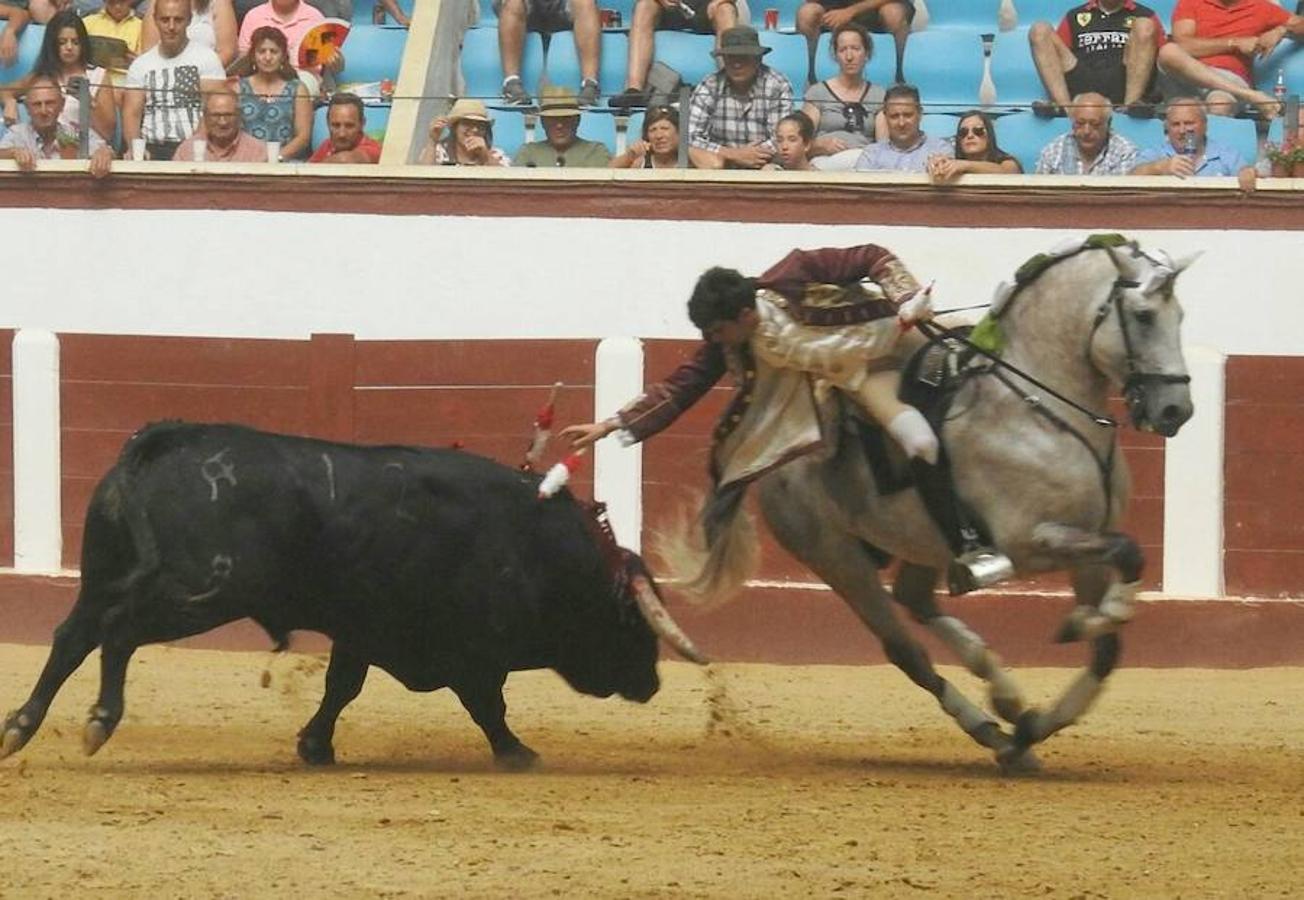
[897, 282, 935, 326]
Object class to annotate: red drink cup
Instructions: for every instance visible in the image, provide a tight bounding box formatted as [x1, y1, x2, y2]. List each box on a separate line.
[764, 7, 778, 29]
[601, 7, 616, 27]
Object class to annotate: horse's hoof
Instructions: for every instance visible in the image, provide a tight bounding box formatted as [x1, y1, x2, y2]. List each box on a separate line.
[997, 745, 1043, 775]
[82, 719, 111, 756]
[493, 744, 540, 772]
[296, 734, 335, 766]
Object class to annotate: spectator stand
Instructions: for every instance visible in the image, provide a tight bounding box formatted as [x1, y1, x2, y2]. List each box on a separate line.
[0, 23, 45, 90]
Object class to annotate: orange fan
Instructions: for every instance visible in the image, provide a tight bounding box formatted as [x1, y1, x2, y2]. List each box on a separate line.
[297, 18, 351, 70]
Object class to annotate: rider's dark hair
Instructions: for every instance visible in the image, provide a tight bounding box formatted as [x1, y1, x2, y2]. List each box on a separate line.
[688, 267, 758, 331]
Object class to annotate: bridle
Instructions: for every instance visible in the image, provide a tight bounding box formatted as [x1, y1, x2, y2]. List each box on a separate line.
[920, 243, 1188, 526]
[1086, 251, 1191, 428]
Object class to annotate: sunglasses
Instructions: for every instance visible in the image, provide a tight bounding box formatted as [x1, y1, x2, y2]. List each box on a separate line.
[958, 125, 987, 138]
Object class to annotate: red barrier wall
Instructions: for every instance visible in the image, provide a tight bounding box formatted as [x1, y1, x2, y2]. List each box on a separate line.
[1224, 356, 1304, 598]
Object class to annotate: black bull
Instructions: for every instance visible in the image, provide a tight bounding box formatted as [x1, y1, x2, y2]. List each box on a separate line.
[0, 422, 705, 768]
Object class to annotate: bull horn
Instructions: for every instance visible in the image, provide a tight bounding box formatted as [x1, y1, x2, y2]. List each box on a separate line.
[1171, 250, 1203, 274]
[632, 575, 710, 666]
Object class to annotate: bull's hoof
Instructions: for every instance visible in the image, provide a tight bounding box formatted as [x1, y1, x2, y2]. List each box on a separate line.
[493, 744, 540, 772]
[82, 718, 113, 757]
[296, 734, 336, 766]
[1, 711, 33, 760]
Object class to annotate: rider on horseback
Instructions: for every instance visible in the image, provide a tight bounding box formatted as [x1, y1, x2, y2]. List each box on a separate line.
[564, 243, 938, 466]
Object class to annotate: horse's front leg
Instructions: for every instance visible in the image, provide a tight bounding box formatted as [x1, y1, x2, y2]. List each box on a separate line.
[1031, 524, 1144, 643]
[1002, 528, 1137, 760]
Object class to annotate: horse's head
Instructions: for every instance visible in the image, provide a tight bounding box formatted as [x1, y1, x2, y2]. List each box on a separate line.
[1088, 245, 1197, 437]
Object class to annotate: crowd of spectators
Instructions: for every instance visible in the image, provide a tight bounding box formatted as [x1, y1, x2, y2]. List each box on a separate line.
[0, 0, 1302, 178]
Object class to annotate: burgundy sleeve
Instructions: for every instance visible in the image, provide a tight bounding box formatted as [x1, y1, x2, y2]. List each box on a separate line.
[1056, 15, 1071, 47]
[616, 342, 727, 443]
[756, 245, 898, 299]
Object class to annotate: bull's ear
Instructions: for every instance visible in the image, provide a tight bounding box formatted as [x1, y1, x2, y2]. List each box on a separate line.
[1171, 251, 1203, 275]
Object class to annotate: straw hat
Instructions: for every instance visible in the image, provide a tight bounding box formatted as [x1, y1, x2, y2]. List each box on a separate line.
[447, 98, 492, 124]
[538, 85, 581, 118]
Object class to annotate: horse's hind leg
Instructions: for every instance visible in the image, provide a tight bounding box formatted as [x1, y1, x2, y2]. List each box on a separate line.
[0, 598, 105, 759]
[760, 480, 1014, 763]
[893, 562, 1030, 725]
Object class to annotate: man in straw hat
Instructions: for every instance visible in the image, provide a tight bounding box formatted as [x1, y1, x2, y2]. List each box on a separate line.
[512, 84, 612, 167]
[418, 98, 511, 166]
[687, 24, 793, 169]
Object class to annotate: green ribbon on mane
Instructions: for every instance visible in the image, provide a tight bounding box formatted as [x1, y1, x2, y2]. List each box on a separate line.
[967, 233, 1132, 356]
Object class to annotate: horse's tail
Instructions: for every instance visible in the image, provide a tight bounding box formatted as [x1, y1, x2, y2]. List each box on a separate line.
[651, 482, 759, 609]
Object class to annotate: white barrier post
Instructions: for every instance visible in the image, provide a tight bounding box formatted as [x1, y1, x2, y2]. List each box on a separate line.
[593, 337, 644, 552]
[1161, 345, 1225, 598]
[12, 329, 63, 573]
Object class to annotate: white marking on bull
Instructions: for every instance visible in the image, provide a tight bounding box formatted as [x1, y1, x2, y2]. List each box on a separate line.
[384, 461, 417, 523]
[201, 449, 237, 501]
[188, 554, 234, 602]
[321, 453, 336, 502]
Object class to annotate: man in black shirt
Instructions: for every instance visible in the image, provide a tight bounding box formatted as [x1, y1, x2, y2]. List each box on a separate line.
[1028, 0, 1166, 117]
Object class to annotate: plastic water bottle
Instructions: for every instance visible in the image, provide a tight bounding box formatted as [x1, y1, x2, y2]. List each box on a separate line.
[1275, 69, 1287, 105]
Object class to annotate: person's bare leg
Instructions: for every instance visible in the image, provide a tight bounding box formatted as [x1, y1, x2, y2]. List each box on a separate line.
[624, 0, 659, 90]
[1157, 42, 1279, 118]
[498, 0, 527, 81]
[572, 0, 602, 84]
[877, 0, 910, 84]
[1028, 20, 1077, 107]
[708, 0, 739, 47]
[1122, 15, 1159, 105]
[796, 1, 824, 84]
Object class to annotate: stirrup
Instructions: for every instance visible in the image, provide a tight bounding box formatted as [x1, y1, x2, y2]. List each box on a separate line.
[947, 548, 1015, 595]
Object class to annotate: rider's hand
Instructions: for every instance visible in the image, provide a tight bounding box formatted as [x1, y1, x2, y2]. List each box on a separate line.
[560, 419, 619, 449]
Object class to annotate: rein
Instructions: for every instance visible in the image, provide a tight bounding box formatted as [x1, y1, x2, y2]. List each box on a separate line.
[917, 245, 1180, 527]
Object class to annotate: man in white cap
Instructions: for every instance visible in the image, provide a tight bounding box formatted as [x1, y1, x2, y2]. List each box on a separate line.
[512, 84, 612, 166]
[687, 24, 793, 169]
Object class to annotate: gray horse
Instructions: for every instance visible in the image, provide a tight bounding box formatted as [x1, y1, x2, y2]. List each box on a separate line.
[675, 237, 1196, 770]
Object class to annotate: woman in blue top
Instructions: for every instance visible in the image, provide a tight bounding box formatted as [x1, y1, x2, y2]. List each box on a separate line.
[237, 25, 311, 160]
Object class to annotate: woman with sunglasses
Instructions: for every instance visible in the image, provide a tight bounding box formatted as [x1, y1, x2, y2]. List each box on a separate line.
[927, 110, 1022, 183]
[800, 23, 886, 171]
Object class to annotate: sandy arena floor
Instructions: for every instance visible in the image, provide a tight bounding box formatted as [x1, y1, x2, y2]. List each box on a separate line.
[0, 643, 1301, 898]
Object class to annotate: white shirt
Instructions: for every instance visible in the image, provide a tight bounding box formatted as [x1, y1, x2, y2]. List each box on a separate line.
[125, 40, 225, 143]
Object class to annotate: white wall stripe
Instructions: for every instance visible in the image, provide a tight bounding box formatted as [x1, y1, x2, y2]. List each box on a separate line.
[12, 330, 63, 574]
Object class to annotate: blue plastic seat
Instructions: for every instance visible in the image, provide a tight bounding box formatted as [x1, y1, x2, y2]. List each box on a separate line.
[921, 111, 960, 143]
[901, 27, 987, 109]
[489, 106, 528, 156]
[1110, 114, 1162, 154]
[758, 29, 811, 91]
[990, 109, 1064, 171]
[652, 30, 719, 86]
[544, 31, 630, 97]
[0, 24, 44, 85]
[577, 108, 617, 152]
[461, 26, 546, 100]
[922, 0, 1003, 30]
[990, 27, 1043, 107]
[1205, 115, 1259, 167]
[339, 24, 408, 84]
[1254, 39, 1304, 96]
[811, 31, 896, 89]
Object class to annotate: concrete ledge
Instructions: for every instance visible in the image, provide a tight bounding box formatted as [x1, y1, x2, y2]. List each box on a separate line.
[2, 572, 1299, 668]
